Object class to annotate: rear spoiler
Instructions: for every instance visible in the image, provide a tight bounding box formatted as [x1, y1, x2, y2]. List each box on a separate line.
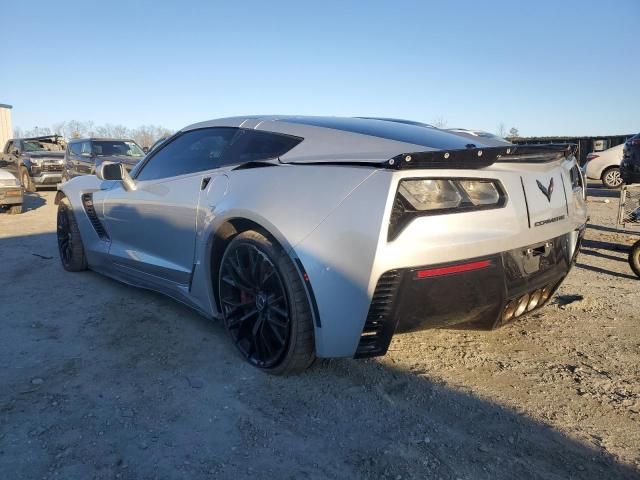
[384, 143, 576, 170]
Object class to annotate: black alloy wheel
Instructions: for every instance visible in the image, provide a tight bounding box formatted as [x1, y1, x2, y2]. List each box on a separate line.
[218, 230, 315, 373]
[56, 198, 88, 271]
[220, 242, 291, 368]
[629, 240, 640, 278]
[57, 204, 73, 264]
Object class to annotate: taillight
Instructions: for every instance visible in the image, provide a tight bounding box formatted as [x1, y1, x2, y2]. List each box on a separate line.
[586, 153, 599, 161]
[628, 139, 640, 146]
[570, 165, 585, 199]
[388, 178, 507, 240]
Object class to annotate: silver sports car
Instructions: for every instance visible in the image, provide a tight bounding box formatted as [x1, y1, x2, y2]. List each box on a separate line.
[56, 116, 588, 374]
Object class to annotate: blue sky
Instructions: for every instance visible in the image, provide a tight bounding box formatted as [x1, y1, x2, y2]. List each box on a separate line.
[3, 0, 638, 136]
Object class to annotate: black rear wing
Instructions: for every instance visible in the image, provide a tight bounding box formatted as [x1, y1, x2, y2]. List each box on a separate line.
[385, 143, 576, 170]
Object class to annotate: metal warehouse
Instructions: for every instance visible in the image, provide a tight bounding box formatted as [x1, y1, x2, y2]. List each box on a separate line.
[0, 104, 13, 148]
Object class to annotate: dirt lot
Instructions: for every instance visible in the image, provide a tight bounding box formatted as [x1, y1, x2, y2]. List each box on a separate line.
[0, 184, 638, 480]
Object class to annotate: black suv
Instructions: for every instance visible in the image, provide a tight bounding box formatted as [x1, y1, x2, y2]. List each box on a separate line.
[0, 135, 66, 191]
[63, 138, 145, 181]
[621, 133, 640, 185]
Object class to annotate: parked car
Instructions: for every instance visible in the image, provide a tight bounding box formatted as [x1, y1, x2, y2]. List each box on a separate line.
[63, 138, 145, 181]
[55, 116, 588, 374]
[621, 133, 640, 185]
[584, 143, 625, 188]
[0, 135, 65, 191]
[0, 169, 23, 214]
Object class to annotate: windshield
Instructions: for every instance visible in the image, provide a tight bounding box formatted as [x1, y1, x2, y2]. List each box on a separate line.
[23, 140, 64, 152]
[93, 140, 144, 157]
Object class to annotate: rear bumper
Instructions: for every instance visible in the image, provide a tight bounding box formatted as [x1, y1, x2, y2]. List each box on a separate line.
[355, 227, 585, 358]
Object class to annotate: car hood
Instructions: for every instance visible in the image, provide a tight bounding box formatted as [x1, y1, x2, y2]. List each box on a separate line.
[0, 168, 19, 181]
[96, 155, 143, 166]
[24, 151, 65, 160]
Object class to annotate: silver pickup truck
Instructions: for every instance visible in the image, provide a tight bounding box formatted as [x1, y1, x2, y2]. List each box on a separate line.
[0, 135, 66, 191]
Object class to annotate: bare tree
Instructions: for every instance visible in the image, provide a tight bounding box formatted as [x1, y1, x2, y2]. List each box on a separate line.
[14, 121, 173, 146]
[51, 121, 67, 137]
[497, 122, 506, 138]
[65, 120, 89, 139]
[131, 125, 154, 148]
[131, 125, 173, 148]
[432, 116, 448, 128]
[95, 124, 131, 139]
[508, 127, 520, 138]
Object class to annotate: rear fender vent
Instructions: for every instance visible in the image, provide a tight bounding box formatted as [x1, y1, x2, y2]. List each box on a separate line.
[355, 270, 402, 358]
[81, 193, 110, 241]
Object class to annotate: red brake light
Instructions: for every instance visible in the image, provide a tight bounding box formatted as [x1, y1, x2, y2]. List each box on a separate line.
[629, 139, 640, 146]
[586, 154, 599, 161]
[415, 259, 492, 279]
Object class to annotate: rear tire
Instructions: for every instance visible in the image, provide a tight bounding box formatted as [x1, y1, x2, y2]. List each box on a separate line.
[20, 169, 35, 193]
[601, 167, 623, 189]
[57, 197, 88, 272]
[8, 204, 22, 215]
[629, 240, 640, 278]
[218, 230, 315, 374]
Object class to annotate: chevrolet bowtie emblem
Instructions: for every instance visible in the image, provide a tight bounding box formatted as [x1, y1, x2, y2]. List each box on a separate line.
[536, 177, 554, 202]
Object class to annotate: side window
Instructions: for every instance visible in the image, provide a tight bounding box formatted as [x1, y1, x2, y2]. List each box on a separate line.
[136, 128, 237, 181]
[233, 130, 302, 165]
[69, 143, 82, 156]
[81, 142, 92, 155]
[5, 141, 14, 154]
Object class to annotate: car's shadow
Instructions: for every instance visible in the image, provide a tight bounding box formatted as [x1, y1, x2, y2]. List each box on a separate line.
[587, 183, 620, 199]
[22, 192, 47, 211]
[0, 231, 638, 479]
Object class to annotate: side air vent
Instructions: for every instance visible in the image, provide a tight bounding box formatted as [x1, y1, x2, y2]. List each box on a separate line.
[81, 193, 110, 241]
[355, 270, 402, 358]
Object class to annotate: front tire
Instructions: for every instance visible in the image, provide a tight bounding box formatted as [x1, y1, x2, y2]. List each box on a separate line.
[20, 168, 35, 193]
[629, 240, 640, 278]
[602, 167, 623, 189]
[57, 197, 88, 272]
[218, 230, 315, 374]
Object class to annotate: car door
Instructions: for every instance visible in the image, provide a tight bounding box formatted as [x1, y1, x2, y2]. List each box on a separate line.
[3, 140, 20, 177]
[100, 127, 239, 286]
[1, 141, 14, 171]
[65, 142, 80, 178]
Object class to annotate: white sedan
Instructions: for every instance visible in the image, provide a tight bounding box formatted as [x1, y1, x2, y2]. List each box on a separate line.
[585, 143, 624, 188]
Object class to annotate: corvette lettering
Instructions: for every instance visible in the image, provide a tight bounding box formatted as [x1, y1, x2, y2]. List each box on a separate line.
[535, 215, 565, 227]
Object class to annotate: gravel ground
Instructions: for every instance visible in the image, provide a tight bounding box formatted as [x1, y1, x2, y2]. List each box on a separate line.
[0, 184, 638, 480]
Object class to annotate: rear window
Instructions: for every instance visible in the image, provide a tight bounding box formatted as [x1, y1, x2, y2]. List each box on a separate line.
[234, 130, 302, 164]
[280, 117, 474, 150]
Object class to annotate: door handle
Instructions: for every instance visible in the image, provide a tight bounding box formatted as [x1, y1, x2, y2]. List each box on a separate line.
[201, 177, 211, 190]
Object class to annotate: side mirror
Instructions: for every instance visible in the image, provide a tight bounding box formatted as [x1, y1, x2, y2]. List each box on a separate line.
[96, 161, 136, 191]
[12, 148, 20, 156]
[143, 146, 149, 154]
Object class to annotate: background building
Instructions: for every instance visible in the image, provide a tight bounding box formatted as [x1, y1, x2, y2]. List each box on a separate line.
[0, 104, 13, 148]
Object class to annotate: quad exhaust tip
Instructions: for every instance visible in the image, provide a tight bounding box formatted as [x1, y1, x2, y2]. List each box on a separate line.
[502, 284, 555, 322]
